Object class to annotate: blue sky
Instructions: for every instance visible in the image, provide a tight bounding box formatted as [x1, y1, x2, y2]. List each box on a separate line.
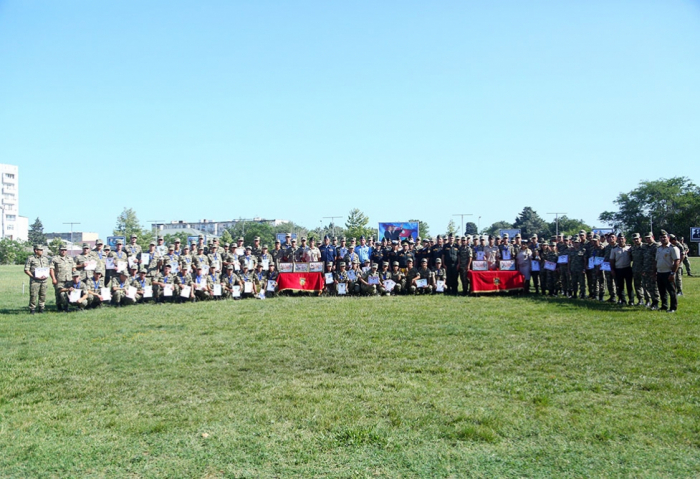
[2, 1, 699, 237]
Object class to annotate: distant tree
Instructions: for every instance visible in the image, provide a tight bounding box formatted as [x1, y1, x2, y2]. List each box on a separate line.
[0, 238, 27, 264]
[464, 222, 478, 235]
[310, 222, 346, 242]
[513, 207, 549, 239]
[219, 230, 233, 246]
[550, 216, 592, 238]
[408, 219, 430, 239]
[345, 209, 374, 240]
[47, 237, 65, 256]
[445, 219, 458, 236]
[227, 221, 277, 248]
[599, 177, 700, 239]
[163, 232, 190, 247]
[484, 221, 513, 237]
[28, 217, 46, 246]
[113, 208, 153, 250]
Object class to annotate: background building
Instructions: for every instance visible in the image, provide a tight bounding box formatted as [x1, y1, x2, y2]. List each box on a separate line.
[151, 218, 289, 236]
[1, 163, 28, 241]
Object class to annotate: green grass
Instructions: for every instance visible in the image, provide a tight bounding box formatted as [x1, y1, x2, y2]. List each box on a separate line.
[1, 261, 700, 477]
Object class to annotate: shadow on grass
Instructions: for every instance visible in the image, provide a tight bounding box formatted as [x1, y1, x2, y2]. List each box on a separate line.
[0, 307, 32, 315]
[506, 292, 637, 312]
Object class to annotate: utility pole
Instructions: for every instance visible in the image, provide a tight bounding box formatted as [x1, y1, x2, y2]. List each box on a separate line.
[147, 220, 165, 237]
[323, 216, 342, 237]
[547, 212, 567, 236]
[478, 216, 481, 233]
[63, 222, 81, 247]
[452, 213, 472, 236]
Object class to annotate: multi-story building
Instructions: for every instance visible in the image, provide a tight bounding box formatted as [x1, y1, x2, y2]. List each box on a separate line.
[1, 163, 28, 241]
[151, 218, 290, 236]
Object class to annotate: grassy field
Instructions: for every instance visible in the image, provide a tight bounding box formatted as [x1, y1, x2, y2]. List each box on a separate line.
[1, 262, 699, 478]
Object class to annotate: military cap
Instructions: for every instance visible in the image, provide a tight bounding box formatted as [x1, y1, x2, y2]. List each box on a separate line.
[382, 261, 389, 266]
[72, 271, 80, 277]
[226, 264, 234, 270]
[131, 234, 138, 238]
[198, 235, 204, 239]
[514, 233, 521, 238]
[197, 245, 204, 250]
[183, 245, 190, 250]
[371, 263, 378, 268]
[407, 258, 414, 262]
[163, 263, 171, 268]
[263, 244, 269, 249]
[119, 270, 128, 276]
[175, 239, 181, 243]
[579, 230, 586, 235]
[96, 239, 103, 245]
[339, 261, 346, 267]
[436, 235, 442, 239]
[332, 236, 338, 241]
[592, 235, 600, 241]
[618, 233, 625, 239]
[301, 236, 307, 241]
[223, 243, 230, 248]
[549, 241, 557, 246]
[530, 235, 537, 240]
[149, 241, 156, 246]
[104, 245, 111, 251]
[237, 237, 244, 241]
[421, 258, 428, 263]
[586, 232, 593, 237]
[660, 229, 668, 235]
[93, 270, 102, 275]
[461, 236, 467, 240]
[644, 233, 652, 238]
[448, 233, 454, 237]
[573, 237, 580, 243]
[669, 234, 677, 240]
[274, 239, 280, 243]
[157, 236, 163, 241]
[326, 261, 333, 266]
[502, 233, 509, 238]
[632, 233, 641, 239]
[212, 238, 219, 242]
[551, 235, 558, 240]
[168, 245, 174, 250]
[254, 236, 260, 241]
[59, 244, 67, 250]
[480, 236, 486, 241]
[435, 258, 442, 263]
[82, 243, 90, 249]
[392, 261, 399, 266]
[565, 235, 572, 241]
[285, 232, 292, 237]
[256, 262, 263, 268]
[392, 240, 399, 245]
[408, 238, 415, 244]
[245, 246, 252, 250]
[196, 265, 203, 269]
[488, 235, 494, 240]
[422, 239, 429, 243]
[116, 239, 123, 245]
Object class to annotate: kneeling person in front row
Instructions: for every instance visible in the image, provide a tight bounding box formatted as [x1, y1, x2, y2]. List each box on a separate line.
[110, 271, 135, 307]
[61, 271, 89, 311]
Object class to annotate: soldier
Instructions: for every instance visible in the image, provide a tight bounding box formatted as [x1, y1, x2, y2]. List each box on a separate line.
[50, 243, 75, 312]
[416, 258, 434, 294]
[432, 258, 447, 293]
[610, 234, 633, 305]
[320, 236, 336, 267]
[370, 241, 384, 268]
[207, 244, 224, 273]
[442, 234, 460, 295]
[179, 245, 194, 274]
[126, 234, 142, 258]
[669, 235, 685, 296]
[528, 236, 542, 294]
[265, 263, 279, 297]
[24, 245, 51, 314]
[108, 240, 129, 285]
[295, 237, 310, 263]
[390, 261, 405, 294]
[172, 239, 182, 257]
[251, 236, 263, 259]
[568, 238, 587, 299]
[271, 240, 284, 270]
[60, 271, 89, 311]
[240, 247, 258, 271]
[258, 245, 274, 270]
[516, 239, 534, 294]
[355, 236, 372, 264]
[110, 271, 135, 307]
[458, 236, 473, 295]
[556, 235, 571, 296]
[602, 233, 618, 302]
[92, 239, 107, 277]
[221, 265, 243, 299]
[141, 241, 162, 279]
[74, 244, 94, 281]
[86, 270, 106, 309]
[193, 246, 210, 273]
[239, 264, 257, 298]
[543, 242, 559, 296]
[629, 233, 647, 305]
[152, 263, 175, 302]
[333, 261, 351, 295]
[192, 266, 212, 301]
[583, 232, 596, 298]
[484, 236, 500, 271]
[253, 263, 267, 296]
[174, 266, 194, 302]
[359, 263, 381, 296]
[304, 238, 322, 263]
[282, 238, 297, 264]
[589, 236, 606, 300]
[132, 269, 153, 303]
[680, 237, 693, 276]
[378, 261, 392, 295]
[429, 235, 444, 269]
[344, 245, 361, 268]
[655, 232, 680, 313]
[208, 265, 223, 299]
[348, 260, 363, 294]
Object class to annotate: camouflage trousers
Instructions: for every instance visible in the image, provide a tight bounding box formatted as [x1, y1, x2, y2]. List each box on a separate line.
[545, 270, 557, 294]
[570, 270, 586, 297]
[558, 267, 570, 293]
[642, 272, 659, 305]
[459, 268, 470, 294]
[590, 269, 606, 299]
[54, 283, 66, 310]
[604, 271, 617, 299]
[675, 268, 683, 294]
[361, 284, 379, 296]
[62, 292, 88, 310]
[633, 271, 645, 302]
[683, 257, 692, 275]
[586, 269, 596, 296]
[111, 290, 136, 306]
[29, 280, 48, 311]
[530, 271, 541, 293]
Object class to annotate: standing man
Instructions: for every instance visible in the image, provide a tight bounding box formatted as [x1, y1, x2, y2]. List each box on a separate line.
[25, 245, 51, 314]
[355, 236, 372, 264]
[629, 233, 647, 306]
[655, 232, 680, 313]
[680, 237, 693, 276]
[602, 233, 618, 302]
[458, 236, 473, 295]
[126, 234, 142, 258]
[50, 243, 75, 312]
[319, 235, 336, 267]
[669, 234, 686, 296]
[568, 238, 587, 299]
[610, 234, 633, 305]
[442, 234, 460, 295]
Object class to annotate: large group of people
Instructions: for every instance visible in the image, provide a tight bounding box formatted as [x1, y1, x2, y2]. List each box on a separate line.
[23, 229, 692, 314]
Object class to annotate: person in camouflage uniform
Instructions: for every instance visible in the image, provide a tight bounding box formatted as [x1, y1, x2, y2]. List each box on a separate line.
[24, 245, 51, 314]
[110, 271, 135, 307]
[132, 269, 153, 303]
[416, 258, 435, 294]
[271, 240, 285, 270]
[588, 236, 606, 300]
[404, 259, 420, 294]
[568, 238, 587, 298]
[50, 244, 75, 312]
[60, 271, 89, 311]
[629, 233, 647, 305]
[74, 244, 94, 281]
[556, 235, 571, 296]
[583, 232, 596, 298]
[458, 236, 473, 295]
[642, 233, 660, 309]
[152, 264, 175, 302]
[528, 236, 542, 294]
[432, 258, 447, 294]
[86, 270, 106, 308]
[378, 261, 393, 295]
[359, 263, 381, 296]
[390, 261, 405, 294]
[679, 237, 693, 276]
[543, 242, 559, 296]
[126, 234, 142, 259]
[221, 265, 243, 299]
[174, 266, 194, 302]
[669, 235, 686, 296]
[602, 233, 618, 302]
[442, 234, 460, 295]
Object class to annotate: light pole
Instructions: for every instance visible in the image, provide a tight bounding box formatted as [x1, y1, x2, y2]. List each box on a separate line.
[547, 212, 567, 236]
[63, 222, 81, 248]
[323, 216, 342, 237]
[478, 216, 481, 233]
[453, 213, 472, 236]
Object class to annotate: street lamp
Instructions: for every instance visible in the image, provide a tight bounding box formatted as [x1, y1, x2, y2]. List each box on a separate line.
[63, 222, 81, 247]
[547, 212, 567, 236]
[453, 213, 472, 236]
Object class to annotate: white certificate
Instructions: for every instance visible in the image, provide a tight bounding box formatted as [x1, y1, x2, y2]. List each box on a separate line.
[211, 261, 220, 270]
[337, 283, 347, 295]
[347, 270, 357, 281]
[325, 272, 334, 284]
[117, 261, 128, 272]
[180, 285, 192, 298]
[126, 286, 137, 300]
[476, 251, 485, 261]
[34, 267, 50, 279]
[261, 259, 270, 269]
[416, 278, 428, 288]
[587, 257, 595, 270]
[213, 284, 222, 296]
[601, 262, 611, 272]
[499, 260, 515, 271]
[531, 261, 541, 272]
[501, 250, 511, 260]
[170, 263, 179, 273]
[244, 282, 253, 293]
[200, 265, 210, 275]
[235, 247, 245, 256]
[368, 276, 379, 285]
[544, 260, 557, 271]
[195, 280, 206, 290]
[85, 260, 97, 271]
[472, 261, 488, 271]
[163, 285, 173, 297]
[383, 279, 395, 291]
[232, 285, 241, 297]
[143, 285, 153, 298]
[105, 258, 115, 270]
[557, 255, 569, 264]
[267, 280, 276, 292]
[436, 280, 445, 292]
[128, 256, 137, 268]
[594, 257, 604, 266]
[68, 289, 82, 303]
[141, 253, 150, 265]
[100, 287, 112, 301]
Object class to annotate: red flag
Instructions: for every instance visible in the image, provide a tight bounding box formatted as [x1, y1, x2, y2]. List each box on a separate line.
[468, 271, 524, 293]
[277, 272, 325, 292]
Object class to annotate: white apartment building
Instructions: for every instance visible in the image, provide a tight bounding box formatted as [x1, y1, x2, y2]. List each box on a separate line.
[1, 164, 28, 241]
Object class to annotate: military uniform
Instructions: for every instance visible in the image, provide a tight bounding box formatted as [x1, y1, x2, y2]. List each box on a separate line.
[556, 240, 571, 295]
[442, 240, 460, 295]
[602, 240, 618, 301]
[175, 272, 194, 301]
[86, 274, 105, 308]
[458, 241, 473, 295]
[432, 263, 447, 293]
[62, 275, 89, 310]
[360, 267, 381, 296]
[131, 274, 153, 303]
[221, 270, 242, 299]
[568, 242, 586, 298]
[51, 252, 75, 311]
[110, 274, 135, 306]
[25, 249, 51, 313]
[416, 265, 434, 294]
[630, 238, 646, 304]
